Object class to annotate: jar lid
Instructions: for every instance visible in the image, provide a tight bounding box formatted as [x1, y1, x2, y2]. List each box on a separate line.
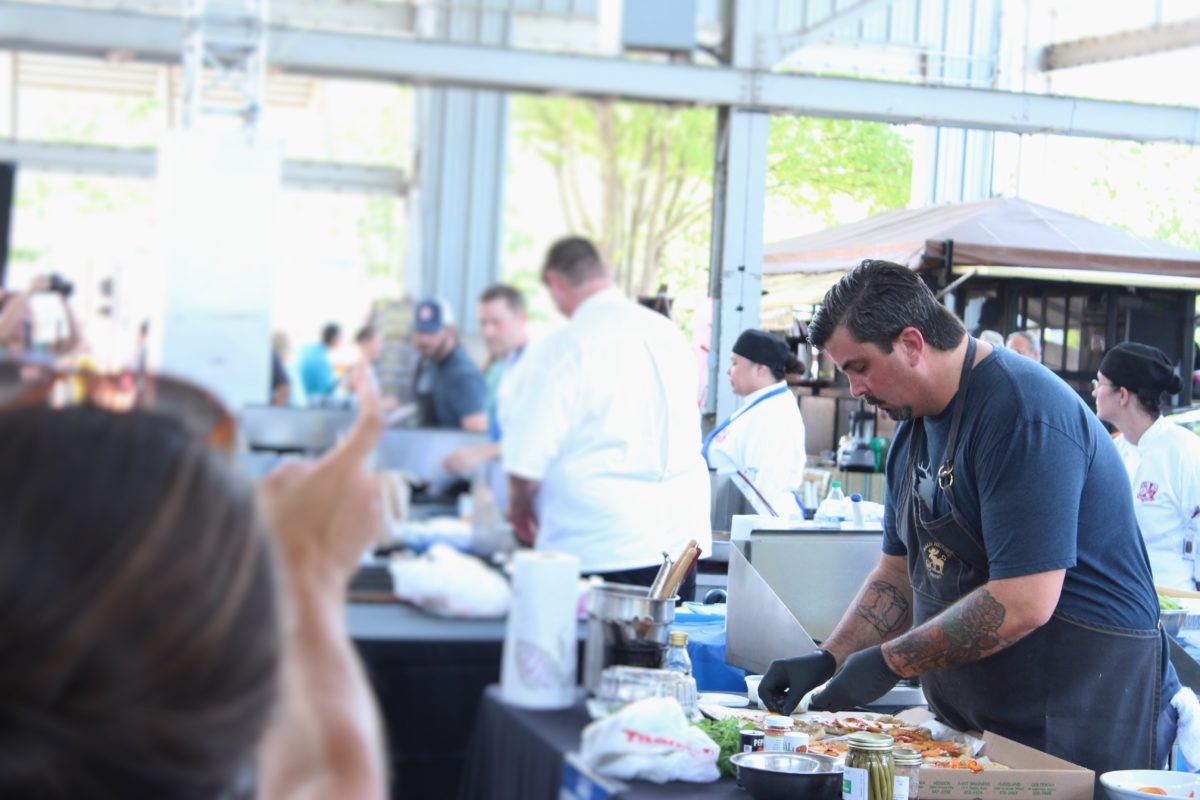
[669, 631, 688, 646]
[894, 748, 923, 765]
[847, 732, 894, 751]
[764, 715, 794, 729]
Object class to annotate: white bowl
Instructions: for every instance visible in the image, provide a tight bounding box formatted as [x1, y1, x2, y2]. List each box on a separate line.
[744, 674, 764, 708]
[1101, 769, 1200, 800]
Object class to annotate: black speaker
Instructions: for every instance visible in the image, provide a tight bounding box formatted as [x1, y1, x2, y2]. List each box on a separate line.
[0, 162, 14, 287]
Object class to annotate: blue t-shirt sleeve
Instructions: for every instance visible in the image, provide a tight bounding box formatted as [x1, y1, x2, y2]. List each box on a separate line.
[881, 430, 908, 557]
[442, 365, 487, 423]
[976, 419, 1082, 579]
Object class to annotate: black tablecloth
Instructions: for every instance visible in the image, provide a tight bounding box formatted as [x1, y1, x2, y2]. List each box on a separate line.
[459, 686, 745, 800]
[350, 602, 517, 799]
[355, 636, 502, 799]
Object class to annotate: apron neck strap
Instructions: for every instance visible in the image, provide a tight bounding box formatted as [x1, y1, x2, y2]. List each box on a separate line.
[936, 336, 978, 492]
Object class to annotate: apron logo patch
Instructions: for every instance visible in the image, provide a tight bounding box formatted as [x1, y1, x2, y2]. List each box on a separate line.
[1136, 481, 1158, 502]
[924, 544, 948, 579]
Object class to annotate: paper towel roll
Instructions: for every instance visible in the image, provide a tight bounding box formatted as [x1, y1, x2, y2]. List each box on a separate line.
[499, 550, 581, 709]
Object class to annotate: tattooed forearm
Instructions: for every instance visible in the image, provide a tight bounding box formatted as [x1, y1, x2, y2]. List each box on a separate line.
[854, 581, 912, 638]
[884, 588, 1010, 677]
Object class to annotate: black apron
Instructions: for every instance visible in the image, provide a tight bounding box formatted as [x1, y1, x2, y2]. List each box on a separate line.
[901, 337, 1163, 779]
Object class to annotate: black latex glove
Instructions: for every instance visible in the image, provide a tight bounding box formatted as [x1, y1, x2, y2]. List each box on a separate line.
[758, 649, 837, 714]
[809, 645, 900, 711]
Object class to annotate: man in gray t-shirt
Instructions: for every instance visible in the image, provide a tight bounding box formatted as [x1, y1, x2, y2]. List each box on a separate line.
[411, 298, 487, 431]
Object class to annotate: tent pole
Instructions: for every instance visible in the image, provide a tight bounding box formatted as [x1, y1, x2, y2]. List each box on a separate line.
[935, 268, 977, 300]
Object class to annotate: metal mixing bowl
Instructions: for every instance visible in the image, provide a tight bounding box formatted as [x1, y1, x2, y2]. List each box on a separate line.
[730, 751, 843, 800]
[1161, 609, 1187, 637]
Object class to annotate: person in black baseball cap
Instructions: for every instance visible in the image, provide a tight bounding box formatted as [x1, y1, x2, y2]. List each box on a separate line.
[703, 328, 806, 519]
[1093, 342, 1200, 593]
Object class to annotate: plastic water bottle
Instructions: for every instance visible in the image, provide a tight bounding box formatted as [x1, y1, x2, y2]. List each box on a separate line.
[663, 631, 693, 676]
[815, 481, 849, 524]
[850, 492, 866, 527]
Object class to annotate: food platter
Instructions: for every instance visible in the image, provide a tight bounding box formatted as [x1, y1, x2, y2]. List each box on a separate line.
[697, 705, 1006, 771]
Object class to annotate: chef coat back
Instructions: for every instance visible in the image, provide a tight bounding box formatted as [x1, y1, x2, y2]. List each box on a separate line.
[500, 288, 712, 573]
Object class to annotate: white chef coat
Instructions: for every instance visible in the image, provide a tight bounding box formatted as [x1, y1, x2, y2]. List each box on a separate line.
[704, 380, 806, 516]
[1121, 417, 1200, 591]
[499, 288, 712, 573]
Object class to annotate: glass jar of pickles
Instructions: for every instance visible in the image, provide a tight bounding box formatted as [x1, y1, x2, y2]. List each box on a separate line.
[892, 748, 923, 800]
[843, 732, 895, 800]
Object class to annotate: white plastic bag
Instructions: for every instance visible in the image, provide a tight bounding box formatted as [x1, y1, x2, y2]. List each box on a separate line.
[387, 544, 510, 617]
[579, 697, 720, 784]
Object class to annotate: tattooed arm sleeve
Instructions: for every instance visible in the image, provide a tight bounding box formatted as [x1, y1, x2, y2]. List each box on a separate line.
[823, 554, 913, 667]
[881, 569, 1066, 678]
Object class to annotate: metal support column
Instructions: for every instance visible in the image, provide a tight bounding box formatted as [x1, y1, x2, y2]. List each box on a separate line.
[408, 1, 510, 334]
[707, 107, 770, 421]
[911, 0, 1001, 205]
[0, 51, 13, 137]
[706, 0, 773, 422]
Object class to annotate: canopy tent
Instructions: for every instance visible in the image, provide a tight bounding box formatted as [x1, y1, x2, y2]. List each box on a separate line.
[762, 198, 1200, 298]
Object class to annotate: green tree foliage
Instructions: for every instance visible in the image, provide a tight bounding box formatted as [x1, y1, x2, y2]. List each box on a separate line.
[512, 95, 715, 298]
[768, 116, 913, 227]
[1086, 141, 1200, 251]
[511, 95, 912, 295]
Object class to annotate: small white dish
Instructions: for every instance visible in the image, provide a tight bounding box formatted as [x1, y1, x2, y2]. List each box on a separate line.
[1101, 769, 1200, 800]
[699, 692, 750, 708]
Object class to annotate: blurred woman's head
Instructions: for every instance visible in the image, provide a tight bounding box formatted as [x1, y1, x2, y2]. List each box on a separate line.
[0, 405, 279, 799]
[354, 325, 384, 360]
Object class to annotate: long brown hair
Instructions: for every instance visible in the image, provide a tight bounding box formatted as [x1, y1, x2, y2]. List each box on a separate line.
[0, 405, 280, 799]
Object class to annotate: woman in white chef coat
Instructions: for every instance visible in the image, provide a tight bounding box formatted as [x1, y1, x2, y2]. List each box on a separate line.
[703, 329, 807, 516]
[1094, 342, 1200, 591]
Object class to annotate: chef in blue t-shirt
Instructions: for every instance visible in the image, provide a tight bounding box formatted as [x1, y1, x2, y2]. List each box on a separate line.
[758, 260, 1179, 779]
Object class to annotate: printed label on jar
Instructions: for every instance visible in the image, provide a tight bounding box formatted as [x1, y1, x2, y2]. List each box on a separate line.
[893, 775, 910, 800]
[843, 766, 869, 800]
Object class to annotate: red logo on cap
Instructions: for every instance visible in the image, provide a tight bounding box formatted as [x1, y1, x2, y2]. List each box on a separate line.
[1137, 481, 1158, 502]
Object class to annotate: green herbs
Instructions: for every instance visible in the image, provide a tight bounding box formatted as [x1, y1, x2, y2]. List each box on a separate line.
[694, 717, 753, 777]
[1160, 595, 1183, 611]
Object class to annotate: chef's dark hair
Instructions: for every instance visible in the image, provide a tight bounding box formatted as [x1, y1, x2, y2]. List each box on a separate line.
[480, 283, 526, 314]
[809, 259, 965, 353]
[0, 405, 279, 799]
[321, 322, 341, 346]
[543, 236, 605, 287]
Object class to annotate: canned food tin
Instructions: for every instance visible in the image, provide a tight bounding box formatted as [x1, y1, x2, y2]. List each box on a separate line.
[739, 730, 765, 753]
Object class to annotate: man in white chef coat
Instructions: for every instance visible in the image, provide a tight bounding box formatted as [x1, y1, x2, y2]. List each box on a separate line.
[499, 236, 711, 598]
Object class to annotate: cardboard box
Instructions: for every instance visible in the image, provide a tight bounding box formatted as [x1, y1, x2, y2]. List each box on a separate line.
[898, 709, 1095, 800]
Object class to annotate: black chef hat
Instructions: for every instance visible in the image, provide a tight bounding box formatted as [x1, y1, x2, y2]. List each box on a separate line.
[733, 329, 790, 375]
[1099, 342, 1183, 396]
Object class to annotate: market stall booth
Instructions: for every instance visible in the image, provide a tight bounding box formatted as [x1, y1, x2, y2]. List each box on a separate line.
[763, 197, 1200, 405]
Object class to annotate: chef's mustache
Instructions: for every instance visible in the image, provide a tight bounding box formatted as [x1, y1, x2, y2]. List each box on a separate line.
[865, 395, 913, 422]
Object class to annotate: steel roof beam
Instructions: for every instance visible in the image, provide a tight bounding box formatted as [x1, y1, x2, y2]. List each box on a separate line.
[2, 1, 1199, 143]
[0, 138, 409, 194]
[1040, 17, 1200, 71]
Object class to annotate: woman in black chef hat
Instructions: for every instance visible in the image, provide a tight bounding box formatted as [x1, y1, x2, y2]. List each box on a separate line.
[703, 329, 807, 517]
[1093, 342, 1200, 592]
